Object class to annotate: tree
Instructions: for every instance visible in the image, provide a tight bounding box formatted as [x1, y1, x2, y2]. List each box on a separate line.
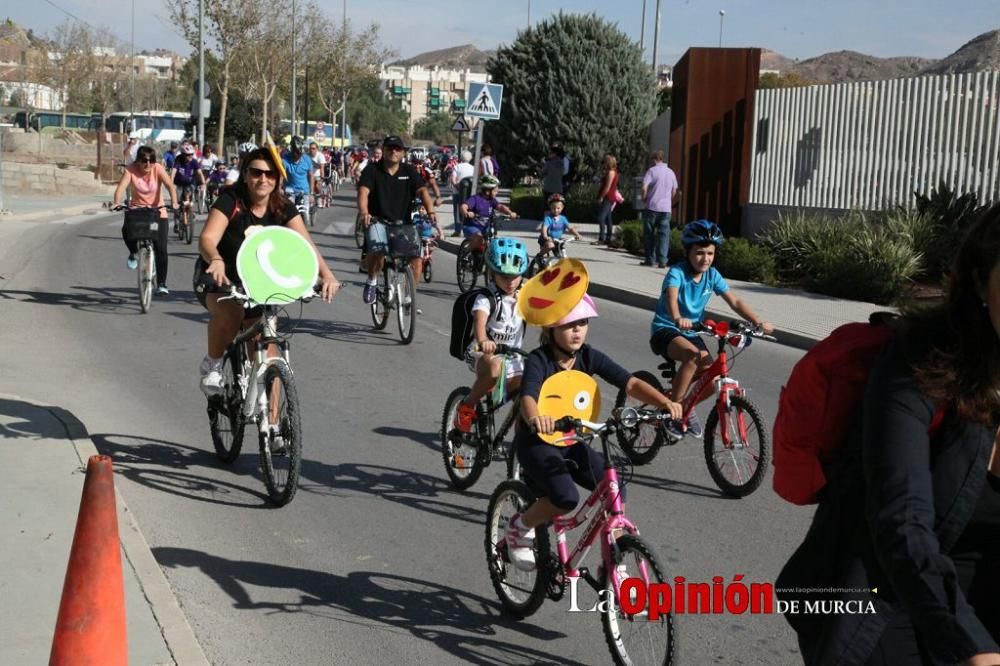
[347, 77, 408, 142]
[657, 86, 672, 114]
[413, 112, 454, 144]
[758, 72, 813, 89]
[485, 12, 656, 183]
[167, 0, 264, 151]
[36, 20, 94, 123]
[310, 20, 394, 141]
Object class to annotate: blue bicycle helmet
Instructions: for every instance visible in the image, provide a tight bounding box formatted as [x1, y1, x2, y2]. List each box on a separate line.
[681, 219, 724, 248]
[486, 237, 529, 276]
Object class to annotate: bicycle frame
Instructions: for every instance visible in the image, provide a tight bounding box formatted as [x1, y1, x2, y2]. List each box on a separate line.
[230, 306, 292, 434]
[680, 331, 749, 446]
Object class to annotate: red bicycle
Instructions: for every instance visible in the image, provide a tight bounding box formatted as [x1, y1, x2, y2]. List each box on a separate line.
[615, 320, 776, 497]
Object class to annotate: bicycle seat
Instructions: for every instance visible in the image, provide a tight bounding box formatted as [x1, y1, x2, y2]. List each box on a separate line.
[657, 361, 676, 379]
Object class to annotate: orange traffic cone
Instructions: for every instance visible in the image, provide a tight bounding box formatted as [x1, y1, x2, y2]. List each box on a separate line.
[49, 455, 127, 666]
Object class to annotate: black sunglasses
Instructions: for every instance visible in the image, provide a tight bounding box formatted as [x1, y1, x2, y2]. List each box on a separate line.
[137, 157, 156, 164]
[247, 166, 277, 180]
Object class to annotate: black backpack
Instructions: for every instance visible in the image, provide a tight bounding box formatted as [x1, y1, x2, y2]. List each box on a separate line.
[449, 287, 497, 360]
[457, 176, 474, 204]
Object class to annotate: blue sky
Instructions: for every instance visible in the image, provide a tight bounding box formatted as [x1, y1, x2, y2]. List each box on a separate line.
[6, 1, 998, 63]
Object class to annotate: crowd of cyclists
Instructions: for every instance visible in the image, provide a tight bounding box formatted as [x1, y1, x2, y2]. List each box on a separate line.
[110, 131, 784, 664]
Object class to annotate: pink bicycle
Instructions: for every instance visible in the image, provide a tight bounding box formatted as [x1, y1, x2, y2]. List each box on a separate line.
[420, 237, 436, 283]
[485, 407, 676, 665]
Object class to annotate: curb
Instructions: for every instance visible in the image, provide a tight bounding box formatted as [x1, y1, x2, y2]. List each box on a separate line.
[3, 203, 108, 222]
[434, 238, 818, 351]
[1, 393, 210, 666]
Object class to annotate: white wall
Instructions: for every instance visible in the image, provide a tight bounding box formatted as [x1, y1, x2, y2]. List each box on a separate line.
[749, 71, 1000, 209]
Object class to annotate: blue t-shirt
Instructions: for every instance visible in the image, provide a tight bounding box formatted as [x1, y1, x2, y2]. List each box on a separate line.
[414, 216, 435, 238]
[163, 150, 176, 170]
[282, 156, 312, 192]
[543, 214, 569, 239]
[651, 261, 730, 337]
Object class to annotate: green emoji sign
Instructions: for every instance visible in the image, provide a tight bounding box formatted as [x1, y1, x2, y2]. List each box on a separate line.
[235, 226, 319, 304]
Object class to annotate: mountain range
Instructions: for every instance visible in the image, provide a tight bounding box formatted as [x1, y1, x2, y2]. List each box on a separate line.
[398, 29, 1000, 84]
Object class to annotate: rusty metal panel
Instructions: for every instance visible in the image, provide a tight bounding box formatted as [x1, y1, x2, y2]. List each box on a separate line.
[669, 47, 760, 235]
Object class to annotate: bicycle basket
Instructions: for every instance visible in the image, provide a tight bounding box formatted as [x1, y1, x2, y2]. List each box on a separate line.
[124, 209, 161, 242]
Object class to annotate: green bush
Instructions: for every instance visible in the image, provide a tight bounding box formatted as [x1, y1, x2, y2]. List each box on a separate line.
[715, 238, 777, 284]
[761, 209, 923, 304]
[509, 185, 546, 220]
[619, 220, 643, 254]
[882, 208, 943, 278]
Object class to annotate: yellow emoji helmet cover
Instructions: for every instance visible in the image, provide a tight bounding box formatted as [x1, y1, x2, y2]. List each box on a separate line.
[516, 258, 590, 327]
[263, 131, 288, 182]
[536, 370, 601, 446]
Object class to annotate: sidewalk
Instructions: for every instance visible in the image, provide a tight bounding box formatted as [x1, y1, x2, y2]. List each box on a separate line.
[2, 193, 110, 221]
[0, 394, 208, 665]
[437, 196, 887, 350]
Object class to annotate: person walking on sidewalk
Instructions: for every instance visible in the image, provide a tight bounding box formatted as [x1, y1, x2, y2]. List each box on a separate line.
[450, 150, 475, 236]
[540, 146, 565, 203]
[641, 150, 678, 268]
[777, 203, 1000, 666]
[594, 154, 619, 245]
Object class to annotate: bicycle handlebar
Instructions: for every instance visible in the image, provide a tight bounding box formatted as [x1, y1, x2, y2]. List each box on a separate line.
[550, 407, 671, 442]
[692, 320, 777, 343]
[112, 204, 170, 212]
[493, 344, 529, 357]
[217, 283, 319, 308]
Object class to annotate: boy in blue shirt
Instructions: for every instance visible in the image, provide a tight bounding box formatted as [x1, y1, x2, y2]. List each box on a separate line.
[650, 220, 773, 437]
[538, 193, 582, 257]
[412, 203, 442, 240]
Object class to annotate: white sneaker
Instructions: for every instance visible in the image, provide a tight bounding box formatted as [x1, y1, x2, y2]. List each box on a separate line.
[504, 513, 536, 572]
[199, 356, 224, 398]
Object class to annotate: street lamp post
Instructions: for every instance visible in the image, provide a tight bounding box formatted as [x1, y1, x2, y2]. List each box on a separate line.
[130, 0, 135, 126]
[340, 0, 347, 152]
[640, 0, 647, 53]
[651, 0, 662, 75]
[197, 0, 205, 146]
[719, 9, 726, 48]
[291, 0, 297, 138]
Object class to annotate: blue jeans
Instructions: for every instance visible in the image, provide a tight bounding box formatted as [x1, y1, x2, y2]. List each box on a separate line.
[596, 198, 614, 242]
[452, 193, 464, 233]
[643, 210, 671, 265]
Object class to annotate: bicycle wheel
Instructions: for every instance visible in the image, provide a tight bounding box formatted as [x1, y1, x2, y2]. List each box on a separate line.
[456, 240, 479, 292]
[209, 348, 246, 463]
[614, 370, 667, 465]
[354, 218, 365, 248]
[396, 264, 416, 344]
[259, 362, 302, 506]
[526, 253, 548, 279]
[423, 260, 432, 283]
[485, 480, 549, 619]
[602, 534, 676, 666]
[137, 243, 153, 313]
[370, 267, 390, 330]
[441, 387, 486, 489]
[184, 215, 194, 244]
[703, 394, 769, 497]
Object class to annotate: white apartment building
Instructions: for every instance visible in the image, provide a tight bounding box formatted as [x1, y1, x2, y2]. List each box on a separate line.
[378, 64, 490, 129]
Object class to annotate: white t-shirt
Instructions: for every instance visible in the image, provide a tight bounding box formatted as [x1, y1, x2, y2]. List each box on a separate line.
[225, 168, 240, 185]
[310, 152, 326, 177]
[480, 157, 495, 176]
[201, 154, 219, 170]
[466, 289, 526, 376]
[451, 162, 475, 186]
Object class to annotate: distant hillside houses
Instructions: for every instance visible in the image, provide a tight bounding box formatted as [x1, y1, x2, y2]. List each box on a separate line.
[378, 63, 489, 130]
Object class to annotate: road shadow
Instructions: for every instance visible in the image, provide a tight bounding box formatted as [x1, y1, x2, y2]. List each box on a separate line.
[152, 548, 582, 666]
[372, 425, 439, 453]
[91, 432, 272, 508]
[0, 285, 143, 314]
[297, 460, 490, 526]
[0, 397, 71, 440]
[626, 470, 732, 499]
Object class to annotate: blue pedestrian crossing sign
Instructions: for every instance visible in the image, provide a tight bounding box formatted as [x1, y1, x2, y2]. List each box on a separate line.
[467, 82, 503, 120]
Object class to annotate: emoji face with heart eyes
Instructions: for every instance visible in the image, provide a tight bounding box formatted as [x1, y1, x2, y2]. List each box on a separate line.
[516, 258, 590, 327]
[536, 370, 601, 446]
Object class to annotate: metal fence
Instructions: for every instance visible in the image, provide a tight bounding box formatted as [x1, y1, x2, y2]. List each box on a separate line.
[749, 71, 1000, 210]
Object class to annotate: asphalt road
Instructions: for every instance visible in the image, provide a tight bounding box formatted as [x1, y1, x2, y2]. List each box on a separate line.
[0, 193, 814, 665]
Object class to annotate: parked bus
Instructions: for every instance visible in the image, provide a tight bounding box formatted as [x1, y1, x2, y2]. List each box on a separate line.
[13, 110, 99, 132]
[104, 111, 190, 143]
